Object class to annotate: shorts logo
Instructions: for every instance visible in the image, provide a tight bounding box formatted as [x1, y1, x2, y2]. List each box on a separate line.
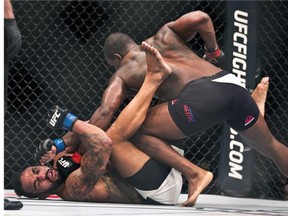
[171, 99, 178, 105]
[183, 104, 195, 122]
[244, 115, 255, 126]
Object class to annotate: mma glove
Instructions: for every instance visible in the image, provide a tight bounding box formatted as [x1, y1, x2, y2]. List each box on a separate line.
[47, 105, 77, 131]
[203, 46, 226, 69]
[35, 138, 66, 165]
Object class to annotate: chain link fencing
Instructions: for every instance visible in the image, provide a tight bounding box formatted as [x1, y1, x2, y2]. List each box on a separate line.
[5, 0, 288, 200]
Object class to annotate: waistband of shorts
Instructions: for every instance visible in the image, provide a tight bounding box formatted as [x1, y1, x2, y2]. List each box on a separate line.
[181, 70, 229, 95]
[198, 70, 229, 81]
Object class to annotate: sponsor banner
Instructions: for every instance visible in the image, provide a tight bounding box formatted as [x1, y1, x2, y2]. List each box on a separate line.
[218, 1, 258, 197]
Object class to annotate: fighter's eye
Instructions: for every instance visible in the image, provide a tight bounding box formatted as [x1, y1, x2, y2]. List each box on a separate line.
[34, 179, 40, 189]
[32, 167, 39, 174]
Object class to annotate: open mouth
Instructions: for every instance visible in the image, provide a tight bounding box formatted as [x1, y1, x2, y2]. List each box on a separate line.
[46, 169, 57, 182]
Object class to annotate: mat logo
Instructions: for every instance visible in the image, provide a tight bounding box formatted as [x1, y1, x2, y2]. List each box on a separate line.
[58, 157, 70, 168]
[50, 110, 61, 127]
[228, 128, 244, 180]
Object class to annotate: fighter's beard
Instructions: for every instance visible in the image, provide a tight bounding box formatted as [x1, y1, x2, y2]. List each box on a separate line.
[48, 178, 64, 193]
[45, 168, 65, 193]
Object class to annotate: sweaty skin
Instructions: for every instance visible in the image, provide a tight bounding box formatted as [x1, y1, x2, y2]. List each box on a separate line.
[89, 12, 222, 206]
[89, 11, 222, 130]
[251, 77, 269, 116]
[136, 42, 213, 206]
[62, 11, 274, 206]
[20, 131, 144, 203]
[19, 42, 177, 205]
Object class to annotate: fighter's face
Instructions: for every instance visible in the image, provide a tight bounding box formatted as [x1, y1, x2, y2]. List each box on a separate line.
[20, 166, 63, 196]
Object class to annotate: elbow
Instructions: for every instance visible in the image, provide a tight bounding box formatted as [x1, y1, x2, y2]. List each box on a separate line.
[89, 106, 115, 126]
[107, 137, 113, 151]
[193, 10, 211, 24]
[102, 135, 113, 154]
[104, 137, 113, 160]
[99, 106, 115, 118]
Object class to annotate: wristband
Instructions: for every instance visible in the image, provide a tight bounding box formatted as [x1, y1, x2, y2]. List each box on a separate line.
[63, 113, 77, 130]
[53, 138, 65, 154]
[204, 46, 221, 59]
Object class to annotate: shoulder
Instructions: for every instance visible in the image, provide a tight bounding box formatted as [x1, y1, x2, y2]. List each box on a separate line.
[108, 72, 126, 87]
[153, 23, 173, 41]
[111, 55, 146, 88]
[150, 22, 181, 48]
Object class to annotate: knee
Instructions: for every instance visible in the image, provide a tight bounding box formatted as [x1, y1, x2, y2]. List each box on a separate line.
[131, 135, 158, 152]
[136, 121, 150, 136]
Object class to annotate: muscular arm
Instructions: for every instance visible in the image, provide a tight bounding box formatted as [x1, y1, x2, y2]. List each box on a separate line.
[167, 10, 217, 50]
[61, 75, 127, 150]
[65, 120, 112, 198]
[89, 75, 127, 130]
[106, 44, 170, 143]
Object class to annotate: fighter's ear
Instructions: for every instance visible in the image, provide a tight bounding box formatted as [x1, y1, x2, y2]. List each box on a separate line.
[112, 53, 122, 69]
[38, 192, 50, 200]
[113, 53, 122, 61]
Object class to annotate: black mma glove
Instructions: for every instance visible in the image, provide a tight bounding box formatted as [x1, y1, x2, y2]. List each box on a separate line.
[35, 138, 66, 165]
[47, 105, 77, 130]
[203, 46, 226, 69]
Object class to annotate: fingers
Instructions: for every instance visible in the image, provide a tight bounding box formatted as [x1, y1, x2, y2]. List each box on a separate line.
[261, 76, 269, 84]
[38, 151, 53, 165]
[38, 148, 57, 165]
[35, 139, 57, 165]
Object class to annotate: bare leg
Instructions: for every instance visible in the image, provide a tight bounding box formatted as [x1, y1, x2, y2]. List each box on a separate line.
[132, 135, 213, 206]
[239, 115, 288, 178]
[251, 77, 269, 116]
[135, 43, 213, 206]
[110, 41, 172, 177]
[61, 41, 172, 152]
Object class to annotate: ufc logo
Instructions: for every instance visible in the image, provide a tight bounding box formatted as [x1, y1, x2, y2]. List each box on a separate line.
[58, 157, 70, 168]
[49, 110, 61, 127]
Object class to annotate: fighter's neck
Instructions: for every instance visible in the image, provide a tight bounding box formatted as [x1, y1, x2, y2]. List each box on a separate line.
[54, 183, 67, 199]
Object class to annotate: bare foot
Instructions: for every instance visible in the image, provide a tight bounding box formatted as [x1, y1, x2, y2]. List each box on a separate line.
[251, 77, 269, 116]
[182, 171, 213, 207]
[141, 41, 172, 82]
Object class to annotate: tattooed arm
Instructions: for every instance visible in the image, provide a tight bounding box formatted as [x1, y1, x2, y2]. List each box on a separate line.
[64, 120, 112, 199]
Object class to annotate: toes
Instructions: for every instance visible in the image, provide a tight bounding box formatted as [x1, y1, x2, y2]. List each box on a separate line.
[261, 77, 269, 84]
[182, 200, 195, 207]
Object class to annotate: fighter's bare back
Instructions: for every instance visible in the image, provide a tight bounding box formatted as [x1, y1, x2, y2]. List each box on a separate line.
[114, 23, 222, 101]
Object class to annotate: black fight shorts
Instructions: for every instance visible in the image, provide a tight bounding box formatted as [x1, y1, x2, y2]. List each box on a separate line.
[168, 71, 259, 136]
